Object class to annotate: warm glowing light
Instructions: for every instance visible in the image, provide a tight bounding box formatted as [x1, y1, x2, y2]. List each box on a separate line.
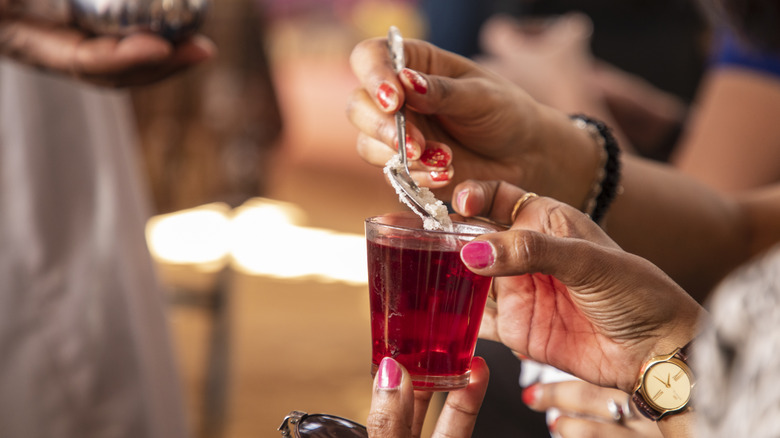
[229, 200, 367, 285]
[145, 198, 368, 285]
[145, 203, 231, 269]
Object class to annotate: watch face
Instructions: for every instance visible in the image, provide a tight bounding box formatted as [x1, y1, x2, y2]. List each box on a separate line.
[642, 359, 692, 412]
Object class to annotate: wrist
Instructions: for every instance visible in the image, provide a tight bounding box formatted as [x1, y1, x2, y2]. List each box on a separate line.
[533, 106, 605, 208]
[658, 407, 696, 438]
[629, 312, 703, 422]
[569, 114, 621, 224]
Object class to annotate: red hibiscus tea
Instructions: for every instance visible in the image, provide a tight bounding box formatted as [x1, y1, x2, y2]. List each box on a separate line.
[365, 213, 494, 390]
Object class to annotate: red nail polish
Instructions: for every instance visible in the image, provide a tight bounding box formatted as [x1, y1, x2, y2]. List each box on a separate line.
[548, 416, 559, 433]
[376, 82, 398, 110]
[402, 68, 428, 94]
[406, 142, 416, 160]
[420, 147, 451, 168]
[461, 241, 495, 269]
[522, 384, 539, 406]
[394, 135, 417, 159]
[430, 170, 450, 182]
[377, 357, 402, 389]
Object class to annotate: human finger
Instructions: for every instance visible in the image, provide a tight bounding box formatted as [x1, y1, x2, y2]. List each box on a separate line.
[478, 300, 499, 342]
[523, 380, 664, 438]
[396, 66, 526, 142]
[349, 37, 474, 114]
[356, 132, 454, 189]
[349, 37, 404, 113]
[524, 381, 632, 421]
[411, 391, 433, 437]
[348, 89, 424, 159]
[430, 357, 489, 437]
[452, 180, 533, 225]
[452, 180, 613, 245]
[0, 20, 213, 87]
[73, 33, 215, 87]
[553, 415, 646, 438]
[351, 35, 528, 155]
[367, 357, 416, 438]
[356, 131, 396, 167]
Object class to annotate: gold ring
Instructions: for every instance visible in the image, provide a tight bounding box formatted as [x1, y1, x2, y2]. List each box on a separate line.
[510, 192, 539, 223]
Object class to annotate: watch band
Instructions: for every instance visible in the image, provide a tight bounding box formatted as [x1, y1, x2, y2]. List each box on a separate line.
[632, 341, 694, 421]
[632, 391, 663, 421]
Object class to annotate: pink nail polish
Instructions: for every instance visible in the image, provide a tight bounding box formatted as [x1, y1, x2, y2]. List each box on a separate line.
[522, 383, 539, 406]
[420, 147, 451, 168]
[376, 82, 398, 110]
[461, 241, 495, 269]
[377, 357, 402, 389]
[455, 190, 469, 213]
[401, 68, 428, 94]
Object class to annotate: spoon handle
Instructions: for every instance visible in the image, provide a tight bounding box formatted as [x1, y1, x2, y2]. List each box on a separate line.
[387, 26, 410, 173]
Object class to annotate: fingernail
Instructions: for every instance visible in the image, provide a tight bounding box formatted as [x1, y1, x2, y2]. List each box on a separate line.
[461, 241, 495, 269]
[522, 383, 539, 406]
[420, 147, 451, 168]
[377, 357, 402, 389]
[376, 82, 399, 110]
[430, 170, 450, 182]
[395, 135, 419, 160]
[548, 416, 559, 433]
[455, 189, 469, 213]
[401, 68, 428, 94]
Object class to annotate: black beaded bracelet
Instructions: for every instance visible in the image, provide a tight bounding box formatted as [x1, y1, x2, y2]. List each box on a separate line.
[570, 114, 621, 224]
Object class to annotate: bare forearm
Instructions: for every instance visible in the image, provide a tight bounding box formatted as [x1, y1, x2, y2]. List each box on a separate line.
[672, 69, 780, 192]
[534, 108, 749, 299]
[605, 155, 749, 300]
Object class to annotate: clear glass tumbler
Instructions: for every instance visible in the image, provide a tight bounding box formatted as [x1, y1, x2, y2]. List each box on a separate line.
[365, 212, 495, 390]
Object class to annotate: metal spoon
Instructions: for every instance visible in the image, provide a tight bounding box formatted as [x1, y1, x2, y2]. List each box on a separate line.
[384, 26, 448, 229]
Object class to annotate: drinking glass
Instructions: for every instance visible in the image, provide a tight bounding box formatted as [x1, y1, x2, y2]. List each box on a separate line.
[365, 212, 495, 390]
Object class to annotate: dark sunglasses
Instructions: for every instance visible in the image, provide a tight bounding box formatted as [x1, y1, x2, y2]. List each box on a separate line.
[279, 411, 368, 437]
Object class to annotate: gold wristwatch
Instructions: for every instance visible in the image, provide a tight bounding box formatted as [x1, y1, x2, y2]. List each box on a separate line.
[631, 342, 694, 421]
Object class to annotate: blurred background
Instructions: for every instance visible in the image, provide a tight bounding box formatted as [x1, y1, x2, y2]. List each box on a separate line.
[131, 0, 708, 436]
[134, 1, 427, 437]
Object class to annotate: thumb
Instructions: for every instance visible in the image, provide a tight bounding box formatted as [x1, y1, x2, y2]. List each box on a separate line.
[459, 228, 618, 287]
[367, 357, 415, 438]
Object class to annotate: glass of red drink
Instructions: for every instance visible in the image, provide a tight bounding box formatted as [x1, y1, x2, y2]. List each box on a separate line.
[365, 212, 495, 391]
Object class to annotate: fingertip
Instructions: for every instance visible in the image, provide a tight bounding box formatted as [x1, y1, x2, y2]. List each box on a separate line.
[454, 188, 470, 215]
[178, 34, 217, 63]
[461, 240, 496, 270]
[419, 142, 452, 169]
[376, 357, 403, 390]
[400, 68, 428, 94]
[376, 81, 401, 112]
[408, 168, 452, 190]
[116, 33, 172, 62]
[452, 180, 486, 217]
[467, 356, 490, 398]
[470, 356, 489, 380]
[522, 383, 541, 409]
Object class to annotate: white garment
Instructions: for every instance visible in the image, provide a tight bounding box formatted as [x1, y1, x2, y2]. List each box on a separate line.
[0, 61, 188, 438]
[694, 243, 780, 437]
[519, 359, 579, 438]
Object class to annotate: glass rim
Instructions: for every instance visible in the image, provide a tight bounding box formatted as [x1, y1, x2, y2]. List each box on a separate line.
[365, 213, 498, 238]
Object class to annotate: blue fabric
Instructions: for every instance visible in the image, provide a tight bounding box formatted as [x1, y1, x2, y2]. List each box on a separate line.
[712, 29, 780, 77]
